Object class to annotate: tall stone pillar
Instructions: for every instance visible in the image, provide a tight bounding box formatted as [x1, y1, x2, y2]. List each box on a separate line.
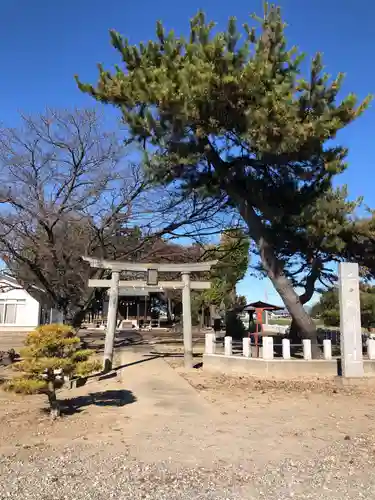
[339, 262, 364, 378]
[103, 271, 120, 373]
[182, 272, 193, 369]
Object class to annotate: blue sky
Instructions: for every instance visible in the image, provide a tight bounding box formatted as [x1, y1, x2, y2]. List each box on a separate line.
[1, 0, 374, 306]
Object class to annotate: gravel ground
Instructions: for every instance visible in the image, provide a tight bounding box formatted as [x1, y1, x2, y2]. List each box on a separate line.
[0, 444, 250, 500]
[1, 436, 375, 499]
[2, 349, 375, 499]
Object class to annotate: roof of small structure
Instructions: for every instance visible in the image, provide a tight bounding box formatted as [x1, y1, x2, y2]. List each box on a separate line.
[242, 304, 256, 311]
[0, 273, 49, 304]
[243, 300, 282, 311]
[0, 273, 22, 287]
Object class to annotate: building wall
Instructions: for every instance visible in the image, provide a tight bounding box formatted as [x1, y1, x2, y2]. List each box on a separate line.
[0, 286, 40, 332]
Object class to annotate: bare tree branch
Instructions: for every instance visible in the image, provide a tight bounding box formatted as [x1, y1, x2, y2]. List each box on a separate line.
[0, 109, 236, 325]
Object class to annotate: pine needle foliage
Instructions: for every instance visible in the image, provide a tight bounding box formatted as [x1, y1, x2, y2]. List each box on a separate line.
[3, 324, 100, 417]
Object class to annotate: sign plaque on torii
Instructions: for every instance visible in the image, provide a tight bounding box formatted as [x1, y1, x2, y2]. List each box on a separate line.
[82, 257, 218, 372]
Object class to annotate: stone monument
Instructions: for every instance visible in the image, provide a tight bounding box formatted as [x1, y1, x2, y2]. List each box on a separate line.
[338, 262, 364, 378]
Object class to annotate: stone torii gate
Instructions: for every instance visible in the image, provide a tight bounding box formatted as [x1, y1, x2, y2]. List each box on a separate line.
[83, 257, 218, 371]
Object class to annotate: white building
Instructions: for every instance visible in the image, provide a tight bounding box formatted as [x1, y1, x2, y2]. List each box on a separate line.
[0, 274, 62, 332]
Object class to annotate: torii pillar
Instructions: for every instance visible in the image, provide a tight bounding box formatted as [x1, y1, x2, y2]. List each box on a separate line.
[182, 272, 193, 368]
[104, 270, 120, 373]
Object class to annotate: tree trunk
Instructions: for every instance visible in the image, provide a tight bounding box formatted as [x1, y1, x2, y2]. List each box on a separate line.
[47, 381, 61, 419]
[71, 309, 86, 328]
[287, 259, 323, 349]
[288, 318, 301, 347]
[69, 270, 107, 328]
[269, 273, 320, 357]
[228, 288, 236, 308]
[237, 201, 320, 358]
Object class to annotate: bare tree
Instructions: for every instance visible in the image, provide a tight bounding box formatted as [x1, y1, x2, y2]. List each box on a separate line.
[0, 109, 236, 326]
[0, 109, 150, 324]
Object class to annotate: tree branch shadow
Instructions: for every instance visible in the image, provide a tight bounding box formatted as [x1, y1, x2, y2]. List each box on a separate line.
[58, 389, 137, 415]
[112, 354, 162, 372]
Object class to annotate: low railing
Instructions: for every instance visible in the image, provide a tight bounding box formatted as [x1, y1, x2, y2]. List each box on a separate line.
[205, 334, 375, 361]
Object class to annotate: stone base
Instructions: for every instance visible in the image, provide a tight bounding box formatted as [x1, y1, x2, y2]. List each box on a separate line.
[203, 354, 375, 379]
[335, 375, 375, 387]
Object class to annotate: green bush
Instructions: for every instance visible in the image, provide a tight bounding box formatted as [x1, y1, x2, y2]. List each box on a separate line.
[3, 324, 100, 418]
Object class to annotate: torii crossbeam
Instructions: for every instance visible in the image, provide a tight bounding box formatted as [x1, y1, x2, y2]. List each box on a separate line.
[83, 256, 218, 371]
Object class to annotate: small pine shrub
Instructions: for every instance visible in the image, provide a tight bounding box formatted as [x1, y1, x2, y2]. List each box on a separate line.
[3, 324, 101, 418]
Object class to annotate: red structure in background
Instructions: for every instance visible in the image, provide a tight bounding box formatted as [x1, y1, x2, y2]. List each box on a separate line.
[243, 301, 281, 357]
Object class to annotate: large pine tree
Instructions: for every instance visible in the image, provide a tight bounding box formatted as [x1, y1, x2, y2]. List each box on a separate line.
[76, 4, 370, 356]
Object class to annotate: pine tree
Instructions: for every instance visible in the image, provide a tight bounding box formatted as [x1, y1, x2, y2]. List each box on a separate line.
[3, 324, 100, 418]
[76, 4, 371, 356]
[261, 186, 363, 342]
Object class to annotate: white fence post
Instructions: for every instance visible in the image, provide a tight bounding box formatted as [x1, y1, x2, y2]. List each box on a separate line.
[263, 336, 274, 360]
[303, 339, 312, 360]
[205, 333, 216, 355]
[323, 339, 332, 360]
[368, 338, 375, 360]
[243, 337, 251, 358]
[282, 338, 291, 360]
[224, 336, 233, 357]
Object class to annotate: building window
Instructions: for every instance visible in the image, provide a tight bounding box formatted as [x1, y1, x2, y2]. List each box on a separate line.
[0, 300, 26, 324]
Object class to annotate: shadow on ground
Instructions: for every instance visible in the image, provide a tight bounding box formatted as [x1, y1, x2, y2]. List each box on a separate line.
[147, 351, 202, 358]
[112, 354, 162, 371]
[80, 330, 145, 353]
[59, 389, 137, 415]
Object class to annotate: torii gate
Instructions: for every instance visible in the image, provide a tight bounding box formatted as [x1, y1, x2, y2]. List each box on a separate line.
[82, 257, 218, 371]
